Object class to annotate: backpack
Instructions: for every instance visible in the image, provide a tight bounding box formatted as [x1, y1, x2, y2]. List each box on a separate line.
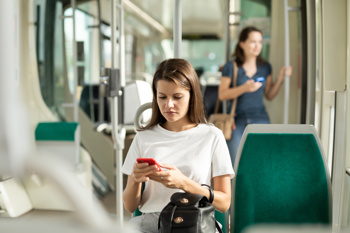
[158, 192, 222, 233]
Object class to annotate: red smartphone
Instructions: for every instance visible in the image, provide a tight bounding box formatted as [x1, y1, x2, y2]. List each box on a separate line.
[137, 158, 162, 171]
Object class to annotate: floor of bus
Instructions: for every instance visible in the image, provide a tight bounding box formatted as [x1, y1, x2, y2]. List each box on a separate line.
[99, 191, 132, 221]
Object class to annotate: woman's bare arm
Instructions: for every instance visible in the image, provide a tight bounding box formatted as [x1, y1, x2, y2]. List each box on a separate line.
[123, 175, 143, 213]
[123, 162, 160, 213]
[265, 66, 292, 100]
[211, 175, 231, 212]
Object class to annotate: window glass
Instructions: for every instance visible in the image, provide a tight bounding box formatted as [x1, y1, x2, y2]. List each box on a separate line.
[34, 0, 65, 119]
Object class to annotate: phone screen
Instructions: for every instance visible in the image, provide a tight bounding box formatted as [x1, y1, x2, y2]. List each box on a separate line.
[256, 77, 264, 82]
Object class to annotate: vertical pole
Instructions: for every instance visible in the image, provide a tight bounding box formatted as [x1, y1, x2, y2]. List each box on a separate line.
[97, 0, 105, 124]
[116, 0, 125, 225]
[111, 0, 117, 68]
[283, 0, 290, 124]
[97, 0, 102, 70]
[71, 0, 81, 170]
[111, 90, 125, 225]
[224, 0, 230, 63]
[305, 0, 316, 125]
[174, 0, 182, 58]
[71, 0, 78, 122]
[119, 0, 125, 88]
[111, 0, 125, 224]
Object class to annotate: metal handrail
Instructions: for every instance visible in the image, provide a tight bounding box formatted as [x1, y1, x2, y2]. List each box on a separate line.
[283, 1, 299, 124]
[134, 102, 152, 130]
[174, 0, 182, 58]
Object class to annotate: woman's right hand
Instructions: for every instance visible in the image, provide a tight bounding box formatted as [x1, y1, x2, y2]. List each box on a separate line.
[124, 163, 159, 213]
[244, 79, 263, 92]
[131, 162, 160, 183]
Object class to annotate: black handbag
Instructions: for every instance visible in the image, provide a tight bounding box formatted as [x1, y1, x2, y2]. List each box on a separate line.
[158, 192, 223, 233]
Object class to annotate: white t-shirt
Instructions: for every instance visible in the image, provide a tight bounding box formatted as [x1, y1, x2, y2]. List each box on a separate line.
[122, 123, 234, 213]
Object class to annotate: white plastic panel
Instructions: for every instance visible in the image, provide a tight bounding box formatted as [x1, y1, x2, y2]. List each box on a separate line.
[0, 178, 33, 217]
[322, 1, 347, 91]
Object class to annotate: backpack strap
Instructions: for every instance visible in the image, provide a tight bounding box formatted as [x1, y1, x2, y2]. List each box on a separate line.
[158, 204, 177, 233]
[215, 220, 224, 233]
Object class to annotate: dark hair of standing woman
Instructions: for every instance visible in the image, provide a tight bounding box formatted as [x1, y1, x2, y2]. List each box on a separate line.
[140, 58, 207, 131]
[233, 26, 266, 67]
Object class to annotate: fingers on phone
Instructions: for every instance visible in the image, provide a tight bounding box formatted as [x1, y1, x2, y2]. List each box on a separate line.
[147, 164, 161, 172]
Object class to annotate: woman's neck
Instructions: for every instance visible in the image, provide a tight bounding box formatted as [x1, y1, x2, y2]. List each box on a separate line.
[161, 120, 197, 132]
[244, 56, 256, 66]
[242, 56, 258, 78]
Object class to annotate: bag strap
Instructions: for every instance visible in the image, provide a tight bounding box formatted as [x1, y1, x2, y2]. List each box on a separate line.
[158, 204, 177, 233]
[215, 220, 224, 233]
[214, 61, 238, 116]
[229, 62, 238, 117]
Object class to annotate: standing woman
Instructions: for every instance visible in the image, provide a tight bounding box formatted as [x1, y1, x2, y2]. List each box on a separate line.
[218, 26, 292, 167]
[122, 58, 234, 233]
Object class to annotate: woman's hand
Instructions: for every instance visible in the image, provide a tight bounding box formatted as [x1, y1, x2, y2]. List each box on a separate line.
[277, 66, 293, 83]
[244, 79, 263, 92]
[124, 162, 160, 213]
[149, 163, 188, 189]
[131, 162, 161, 183]
[284, 66, 293, 76]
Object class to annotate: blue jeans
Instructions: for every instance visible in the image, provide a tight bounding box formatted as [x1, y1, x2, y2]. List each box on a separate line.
[226, 115, 270, 169]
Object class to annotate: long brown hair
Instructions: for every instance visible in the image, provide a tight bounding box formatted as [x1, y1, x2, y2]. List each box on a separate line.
[233, 26, 266, 67]
[140, 58, 207, 130]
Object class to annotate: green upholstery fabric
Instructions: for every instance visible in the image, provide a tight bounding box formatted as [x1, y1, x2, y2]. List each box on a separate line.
[134, 182, 146, 217]
[133, 208, 143, 217]
[35, 122, 78, 141]
[233, 133, 330, 233]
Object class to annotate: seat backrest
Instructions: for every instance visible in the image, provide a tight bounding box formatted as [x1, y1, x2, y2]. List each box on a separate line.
[231, 124, 332, 233]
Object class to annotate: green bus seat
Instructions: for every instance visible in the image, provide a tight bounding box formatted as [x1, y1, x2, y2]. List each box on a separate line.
[231, 124, 332, 233]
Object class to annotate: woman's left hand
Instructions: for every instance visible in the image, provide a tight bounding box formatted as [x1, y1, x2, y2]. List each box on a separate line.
[278, 66, 293, 82]
[284, 66, 292, 76]
[148, 163, 188, 189]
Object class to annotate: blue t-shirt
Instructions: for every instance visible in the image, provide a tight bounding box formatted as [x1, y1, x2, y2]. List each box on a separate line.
[221, 61, 272, 118]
